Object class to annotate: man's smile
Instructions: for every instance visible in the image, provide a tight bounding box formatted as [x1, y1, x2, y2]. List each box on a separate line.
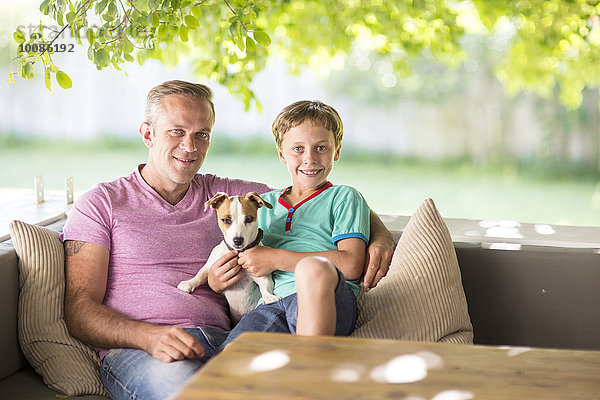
[173, 155, 197, 164]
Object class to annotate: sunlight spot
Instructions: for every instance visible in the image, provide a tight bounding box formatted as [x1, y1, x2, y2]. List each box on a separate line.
[414, 351, 444, 369]
[534, 224, 556, 235]
[487, 243, 521, 251]
[248, 350, 290, 372]
[498, 220, 521, 228]
[382, 73, 397, 88]
[330, 363, 366, 382]
[370, 354, 428, 384]
[500, 346, 532, 357]
[465, 230, 483, 237]
[356, 57, 372, 71]
[431, 390, 474, 400]
[485, 226, 524, 239]
[479, 220, 497, 228]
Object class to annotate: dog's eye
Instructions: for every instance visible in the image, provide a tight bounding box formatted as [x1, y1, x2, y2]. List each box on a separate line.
[244, 216, 255, 224]
[221, 218, 232, 225]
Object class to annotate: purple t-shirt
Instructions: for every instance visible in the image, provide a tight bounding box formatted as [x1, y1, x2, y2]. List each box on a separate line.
[61, 165, 270, 355]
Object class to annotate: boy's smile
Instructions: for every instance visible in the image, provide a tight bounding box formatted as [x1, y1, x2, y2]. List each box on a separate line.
[278, 121, 340, 200]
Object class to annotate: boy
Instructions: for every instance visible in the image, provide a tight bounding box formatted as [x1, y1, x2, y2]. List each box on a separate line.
[220, 100, 370, 347]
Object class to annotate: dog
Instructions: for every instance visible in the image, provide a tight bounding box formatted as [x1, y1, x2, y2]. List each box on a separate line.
[177, 192, 280, 323]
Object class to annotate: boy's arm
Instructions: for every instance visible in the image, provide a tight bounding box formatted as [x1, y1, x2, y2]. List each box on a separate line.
[364, 210, 396, 291]
[237, 237, 366, 281]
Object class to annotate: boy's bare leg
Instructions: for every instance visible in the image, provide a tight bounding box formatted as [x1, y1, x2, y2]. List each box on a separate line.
[295, 256, 339, 336]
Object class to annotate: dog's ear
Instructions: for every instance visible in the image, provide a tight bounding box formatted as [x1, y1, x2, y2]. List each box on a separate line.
[245, 192, 273, 209]
[205, 192, 229, 211]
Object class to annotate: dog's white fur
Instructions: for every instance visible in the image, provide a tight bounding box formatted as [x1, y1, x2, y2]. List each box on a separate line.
[177, 192, 280, 323]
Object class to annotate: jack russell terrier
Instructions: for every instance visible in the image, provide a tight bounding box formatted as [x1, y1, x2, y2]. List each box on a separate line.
[177, 192, 280, 323]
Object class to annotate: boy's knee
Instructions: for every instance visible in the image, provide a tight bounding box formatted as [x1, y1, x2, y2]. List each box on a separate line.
[295, 256, 338, 289]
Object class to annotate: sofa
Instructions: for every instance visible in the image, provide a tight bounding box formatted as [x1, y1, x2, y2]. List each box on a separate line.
[1, 199, 598, 399]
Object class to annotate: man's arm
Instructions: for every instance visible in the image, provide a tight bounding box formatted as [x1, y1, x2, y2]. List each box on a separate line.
[363, 210, 396, 291]
[64, 240, 204, 362]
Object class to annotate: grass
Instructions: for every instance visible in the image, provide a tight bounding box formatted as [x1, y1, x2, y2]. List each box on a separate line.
[1, 134, 599, 227]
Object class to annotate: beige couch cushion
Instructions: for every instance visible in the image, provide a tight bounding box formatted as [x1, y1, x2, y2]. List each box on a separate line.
[9, 220, 107, 396]
[352, 198, 473, 344]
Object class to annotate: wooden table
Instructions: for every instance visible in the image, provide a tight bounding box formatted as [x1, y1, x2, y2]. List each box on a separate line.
[173, 332, 600, 400]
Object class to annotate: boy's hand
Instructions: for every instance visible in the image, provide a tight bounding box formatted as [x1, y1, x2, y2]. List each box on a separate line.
[208, 251, 242, 293]
[363, 238, 395, 291]
[237, 246, 278, 277]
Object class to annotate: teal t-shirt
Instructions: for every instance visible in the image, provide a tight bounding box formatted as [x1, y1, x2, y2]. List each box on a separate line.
[258, 183, 370, 298]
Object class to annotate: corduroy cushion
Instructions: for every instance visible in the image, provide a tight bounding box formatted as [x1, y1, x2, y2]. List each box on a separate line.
[9, 220, 107, 396]
[351, 198, 473, 344]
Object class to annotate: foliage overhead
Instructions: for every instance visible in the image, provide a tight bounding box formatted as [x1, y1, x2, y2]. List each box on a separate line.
[8, 0, 600, 110]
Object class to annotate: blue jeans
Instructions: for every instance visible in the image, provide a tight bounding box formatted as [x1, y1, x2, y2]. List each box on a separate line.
[220, 267, 357, 350]
[100, 327, 228, 400]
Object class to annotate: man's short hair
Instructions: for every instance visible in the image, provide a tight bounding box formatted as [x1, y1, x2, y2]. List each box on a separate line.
[271, 100, 343, 151]
[145, 80, 215, 127]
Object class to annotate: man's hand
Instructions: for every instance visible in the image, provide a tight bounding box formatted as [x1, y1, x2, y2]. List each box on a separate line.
[363, 239, 395, 291]
[143, 325, 204, 363]
[207, 250, 242, 293]
[237, 246, 278, 277]
[364, 211, 396, 291]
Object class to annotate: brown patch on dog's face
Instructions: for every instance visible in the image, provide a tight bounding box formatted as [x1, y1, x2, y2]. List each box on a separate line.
[213, 197, 234, 233]
[240, 198, 260, 223]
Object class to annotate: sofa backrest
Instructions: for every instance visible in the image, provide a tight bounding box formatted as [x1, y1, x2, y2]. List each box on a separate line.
[0, 240, 25, 381]
[1, 217, 597, 383]
[456, 244, 600, 350]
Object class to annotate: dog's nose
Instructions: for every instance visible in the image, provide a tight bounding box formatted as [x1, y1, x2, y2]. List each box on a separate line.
[233, 237, 244, 247]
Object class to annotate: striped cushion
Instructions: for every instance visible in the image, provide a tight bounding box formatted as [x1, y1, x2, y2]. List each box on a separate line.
[9, 220, 107, 396]
[352, 198, 473, 343]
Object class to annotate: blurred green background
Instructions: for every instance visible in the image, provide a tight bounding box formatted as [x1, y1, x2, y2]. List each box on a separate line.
[1, 134, 598, 226]
[2, 0, 600, 228]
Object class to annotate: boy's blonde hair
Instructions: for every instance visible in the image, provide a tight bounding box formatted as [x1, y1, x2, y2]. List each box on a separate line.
[271, 100, 343, 151]
[145, 80, 215, 127]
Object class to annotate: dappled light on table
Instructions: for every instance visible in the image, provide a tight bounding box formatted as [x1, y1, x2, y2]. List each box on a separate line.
[247, 350, 290, 373]
[370, 354, 429, 384]
[431, 390, 475, 400]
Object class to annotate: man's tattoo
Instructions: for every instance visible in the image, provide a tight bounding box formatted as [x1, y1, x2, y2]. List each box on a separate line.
[65, 241, 86, 256]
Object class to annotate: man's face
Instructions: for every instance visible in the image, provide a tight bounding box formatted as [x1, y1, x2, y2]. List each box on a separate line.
[140, 94, 213, 193]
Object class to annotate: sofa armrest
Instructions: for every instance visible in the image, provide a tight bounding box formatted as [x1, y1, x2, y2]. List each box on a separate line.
[0, 240, 27, 380]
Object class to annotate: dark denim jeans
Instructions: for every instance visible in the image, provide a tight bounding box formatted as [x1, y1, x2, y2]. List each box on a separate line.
[220, 267, 357, 350]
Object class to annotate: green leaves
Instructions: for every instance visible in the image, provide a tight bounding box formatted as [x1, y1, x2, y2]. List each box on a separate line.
[184, 15, 199, 29]
[21, 62, 34, 79]
[253, 31, 271, 46]
[13, 29, 25, 44]
[56, 70, 72, 89]
[94, 48, 111, 67]
[7, 0, 600, 110]
[86, 29, 95, 45]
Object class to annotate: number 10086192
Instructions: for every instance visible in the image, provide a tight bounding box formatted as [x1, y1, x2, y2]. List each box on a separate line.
[19, 43, 75, 53]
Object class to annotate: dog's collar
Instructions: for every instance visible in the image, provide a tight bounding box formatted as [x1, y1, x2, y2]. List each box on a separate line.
[225, 228, 263, 252]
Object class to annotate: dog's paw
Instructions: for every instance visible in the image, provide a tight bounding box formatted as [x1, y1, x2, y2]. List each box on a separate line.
[262, 293, 281, 304]
[177, 281, 196, 293]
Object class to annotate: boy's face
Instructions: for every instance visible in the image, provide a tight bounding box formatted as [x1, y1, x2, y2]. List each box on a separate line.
[278, 121, 340, 191]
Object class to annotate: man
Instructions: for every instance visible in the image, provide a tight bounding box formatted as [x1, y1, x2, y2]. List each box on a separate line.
[62, 80, 395, 400]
